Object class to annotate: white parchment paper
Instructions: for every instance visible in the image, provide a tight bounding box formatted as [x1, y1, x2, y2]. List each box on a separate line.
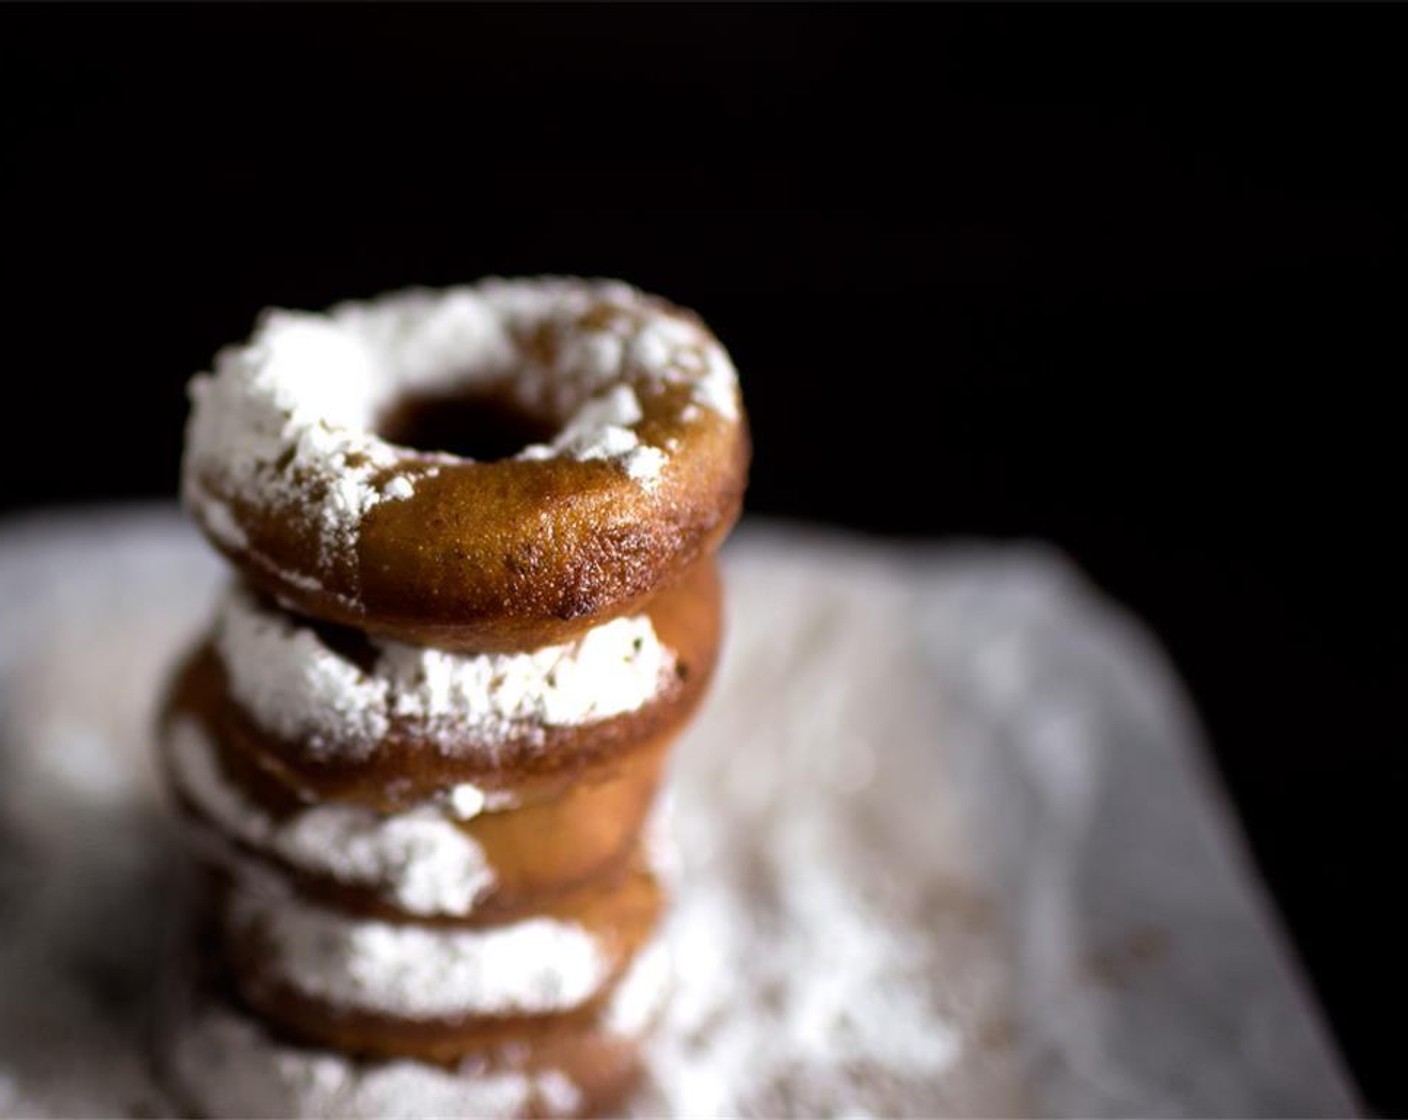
[0, 508, 1357, 1117]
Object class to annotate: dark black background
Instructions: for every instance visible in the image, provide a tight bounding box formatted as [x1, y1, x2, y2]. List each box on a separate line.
[2, 5, 1404, 1111]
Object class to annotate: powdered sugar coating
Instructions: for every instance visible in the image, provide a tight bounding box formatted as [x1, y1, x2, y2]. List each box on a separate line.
[163, 1000, 579, 1119]
[603, 935, 673, 1037]
[183, 315, 409, 582]
[229, 885, 612, 1019]
[216, 589, 390, 753]
[215, 584, 674, 762]
[165, 718, 495, 917]
[182, 278, 741, 594]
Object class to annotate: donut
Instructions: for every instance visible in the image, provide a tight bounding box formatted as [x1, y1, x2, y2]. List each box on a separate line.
[161, 711, 669, 923]
[182, 278, 749, 652]
[209, 858, 664, 1065]
[166, 557, 720, 809]
[163, 1001, 642, 1120]
[159, 937, 671, 1119]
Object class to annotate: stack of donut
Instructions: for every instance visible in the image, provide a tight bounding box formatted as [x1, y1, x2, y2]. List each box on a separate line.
[157, 279, 748, 1118]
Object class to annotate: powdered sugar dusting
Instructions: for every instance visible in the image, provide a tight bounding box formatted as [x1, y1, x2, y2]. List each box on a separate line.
[604, 936, 673, 1038]
[164, 999, 570, 1120]
[533, 1072, 584, 1118]
[629, 540, 1016, 1116]
[518, 383, 666, 488]
[229, 883, 611, 1019]
[165, 719, 494, 917]
[215, 585, 673, 762]
[183, 313, 413, 576]
[199, 497, 248, 550]
[215, 590, 390, 756]
[447, 783, 488, 820]
[479, 278, 740, 425]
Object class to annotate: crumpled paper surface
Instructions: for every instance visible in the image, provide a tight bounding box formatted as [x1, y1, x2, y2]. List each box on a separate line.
[0, 508, 1356, 1117]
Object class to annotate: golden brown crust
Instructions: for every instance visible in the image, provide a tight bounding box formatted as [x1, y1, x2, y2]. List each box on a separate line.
[165, 558, 722, 809]
[211, 862, 664, 1066]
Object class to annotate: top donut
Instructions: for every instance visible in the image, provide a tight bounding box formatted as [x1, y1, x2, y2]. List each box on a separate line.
[182, 278, 749, 651]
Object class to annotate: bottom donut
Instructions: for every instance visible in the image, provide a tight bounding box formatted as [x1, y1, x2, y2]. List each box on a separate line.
[159, 935, 672, 1119]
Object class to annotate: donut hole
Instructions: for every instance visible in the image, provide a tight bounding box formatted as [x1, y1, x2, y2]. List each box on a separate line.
[377, 389, 560, 463]
[303, 616, 383, 674]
